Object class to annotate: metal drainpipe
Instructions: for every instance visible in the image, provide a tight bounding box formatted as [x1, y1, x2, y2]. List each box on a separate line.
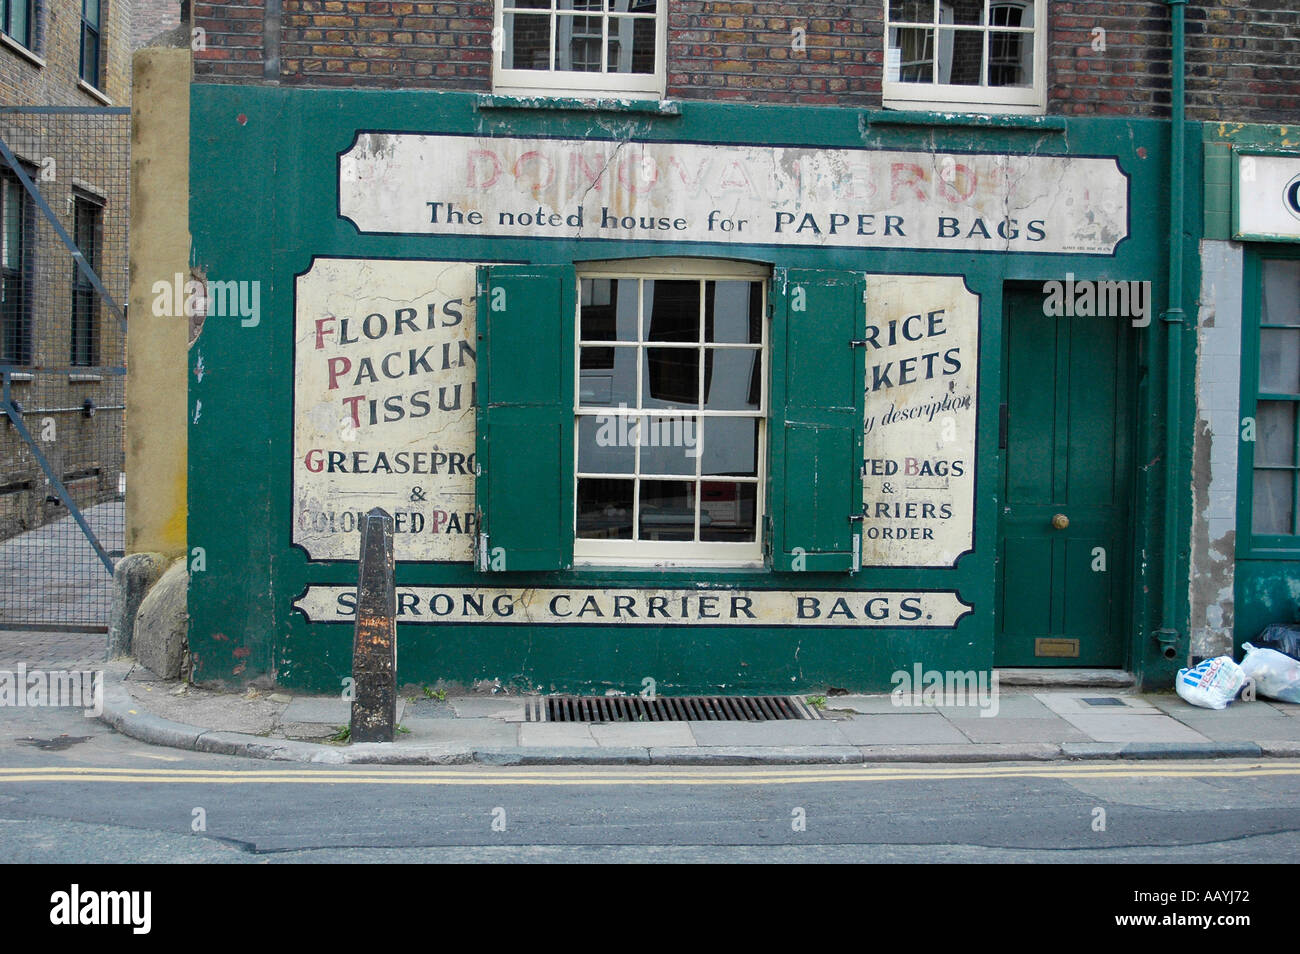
[1154, 0, 1187, 665]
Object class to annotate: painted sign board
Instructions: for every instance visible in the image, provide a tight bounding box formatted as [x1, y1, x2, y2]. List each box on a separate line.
[293, 258, 478, 562]
[295, 586, 974, 628]
[340, 133, 1129, 255]
[1234, 151, 1300, 242]
[861, 274, 978, 567]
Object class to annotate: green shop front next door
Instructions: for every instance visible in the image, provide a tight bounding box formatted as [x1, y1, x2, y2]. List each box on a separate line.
[995, 288, 1134, 668]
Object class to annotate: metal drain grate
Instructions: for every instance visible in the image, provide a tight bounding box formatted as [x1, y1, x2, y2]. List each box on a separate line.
[527, 695, 821, 723]
[1081, 696, 1128, 707]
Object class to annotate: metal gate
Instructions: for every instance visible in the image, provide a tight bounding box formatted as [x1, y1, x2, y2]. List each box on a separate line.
[0, 107, 129, 631]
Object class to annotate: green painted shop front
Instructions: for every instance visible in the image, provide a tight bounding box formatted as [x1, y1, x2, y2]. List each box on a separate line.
[187, 85, 1198, 694]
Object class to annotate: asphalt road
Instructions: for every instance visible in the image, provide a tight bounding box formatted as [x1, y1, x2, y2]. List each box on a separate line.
[3, 704, 1299, 864]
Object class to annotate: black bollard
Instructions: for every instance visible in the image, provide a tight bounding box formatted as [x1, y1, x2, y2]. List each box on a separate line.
[350, 507, 397, 743]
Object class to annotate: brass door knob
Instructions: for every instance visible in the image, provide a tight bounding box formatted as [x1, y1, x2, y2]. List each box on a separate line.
[1051, 513, 1069, 530]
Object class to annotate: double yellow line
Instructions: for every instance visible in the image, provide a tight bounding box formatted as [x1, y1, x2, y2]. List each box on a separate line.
[0, 761, 1296, 786]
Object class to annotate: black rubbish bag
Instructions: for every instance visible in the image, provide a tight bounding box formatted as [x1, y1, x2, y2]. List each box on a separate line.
[1254, 623, 1300, 662]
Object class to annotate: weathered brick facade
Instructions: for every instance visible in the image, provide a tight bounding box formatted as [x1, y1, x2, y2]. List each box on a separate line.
[0, 0, 133, 106]
[191, 1, 1299, 123]
[134, 0, 184, 48]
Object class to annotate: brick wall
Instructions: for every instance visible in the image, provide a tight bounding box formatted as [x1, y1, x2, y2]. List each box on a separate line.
[134, 0, 184, 48]
[190, 0, 1299, 123]
[1049, 1, 1171, 118]
[665, 2, 877, 106]
[1184, 0, 1300, 123]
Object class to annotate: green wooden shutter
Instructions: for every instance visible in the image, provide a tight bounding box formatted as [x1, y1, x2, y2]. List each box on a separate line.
[476, 265, 576, 572]
[768, 268, 866, 572]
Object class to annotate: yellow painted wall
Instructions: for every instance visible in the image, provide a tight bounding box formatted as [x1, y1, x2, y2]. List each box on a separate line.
[126, 48, 190, 558]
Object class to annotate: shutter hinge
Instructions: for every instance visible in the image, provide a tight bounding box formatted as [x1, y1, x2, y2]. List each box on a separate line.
[849, 511, 863, 574]
[762, 514, 772, 559]
[850, 339, 870, 348]
[477, 532, 489, 572]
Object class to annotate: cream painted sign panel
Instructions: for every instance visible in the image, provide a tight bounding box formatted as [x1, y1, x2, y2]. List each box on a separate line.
[340, 133, 1129, 254]
[294, 586, 974, 628]
[1234, 153, 1300, 242]
[293, 259, 477, 562]
[861, 275, 978, 568]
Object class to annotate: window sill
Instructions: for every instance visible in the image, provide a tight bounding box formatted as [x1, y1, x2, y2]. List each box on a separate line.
[573, 559, 767, 572]
[67, 373, 102, 383]
[478, 93, 680, 116]
[5, 372, 33, 382]
[0, 32, 43, 68]
[78, 80, 112, 105]
[864, 109, 1064, 131]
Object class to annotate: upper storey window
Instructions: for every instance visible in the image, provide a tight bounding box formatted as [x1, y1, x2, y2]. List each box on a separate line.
[885, 0, 1046, 114]
[493, 0, 666, 99]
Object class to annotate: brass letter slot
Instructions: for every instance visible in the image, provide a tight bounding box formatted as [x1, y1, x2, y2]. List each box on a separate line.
[1035, 638, 1080, 658]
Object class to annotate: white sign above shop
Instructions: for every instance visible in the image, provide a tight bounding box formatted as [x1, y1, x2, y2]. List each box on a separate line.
[340, 133, 1130, 255]
[1235, 152, 1300, 242]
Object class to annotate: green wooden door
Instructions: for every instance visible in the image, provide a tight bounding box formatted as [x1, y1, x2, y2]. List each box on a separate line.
[995, 289, 1133, 667]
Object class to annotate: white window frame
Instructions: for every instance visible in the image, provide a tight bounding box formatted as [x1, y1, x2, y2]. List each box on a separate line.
[493, 0, 667, 100]
[884, 0, 1047, 115]
[573, 258, 770, 568]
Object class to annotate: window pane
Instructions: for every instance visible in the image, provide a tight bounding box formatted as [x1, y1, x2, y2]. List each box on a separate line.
[991, 0, 1031, 27]
[706, 280, 761, 344]
[950, 0, 984, 26]
[577, 478, 634, 539]
[639, 480, 695, 541]
[83, 0, 100, 29]
[890, 27, 934, 82]
[988, 29, 1032, 86]
[3, 179, 21, 269]
[701, 482, 757, 542]
[504, 12, 551, 70]
[578, 414, 635, 473]
[703, 348, 761, 411]
[702, 418, 759, 477]
[1262, 259, 1300, 326]
[644, 347, 698, 408]
[504, 0, 551, 8]
[640, 416, 699, 475]
[81, 27, 100, 84]
[1260, 328, 1300, 394]
[558, 13, 603, 72]
[643, 279, 699, 341]
[889, 0, 935, 22]
[1257, 402, 1297, 467]
[608, 15, 655, 74]
[942, 28, 983, 85]
[1253, 469, 1294, 535]
[12, 0, 28, 45]
[579, 276, 638, 342]
[579, 277, 618, 340]
[578, 345, 635, 404]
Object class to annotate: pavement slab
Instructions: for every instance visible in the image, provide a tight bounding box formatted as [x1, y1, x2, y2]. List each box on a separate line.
[953, 717, 1091, 744]
[834, 713, 970, 745]
[687, 719, 852, 746]
[1057, 712, 1212, 743]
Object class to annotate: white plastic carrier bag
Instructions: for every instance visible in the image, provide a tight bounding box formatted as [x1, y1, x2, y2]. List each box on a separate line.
[1239, 643, 1300, 704]
[1175, 656, 1246, 710]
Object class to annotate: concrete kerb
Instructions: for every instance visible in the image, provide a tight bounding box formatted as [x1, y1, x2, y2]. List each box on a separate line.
[98, 681, 1300, 766]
